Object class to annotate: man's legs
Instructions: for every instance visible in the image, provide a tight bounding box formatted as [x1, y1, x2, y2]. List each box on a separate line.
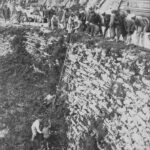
[90, 24, 95, 36]
[94, 24, 100, 36]
[104, 26, 109, 38]
[136, 26, 142, 46]
[31, 128, 37, 141]
[116, 26, 121, 42]
[110, 25, 115, 39]
[126, 32, 133, 45]
[48, 18, 51, 29]
[42, 138, 49, 150]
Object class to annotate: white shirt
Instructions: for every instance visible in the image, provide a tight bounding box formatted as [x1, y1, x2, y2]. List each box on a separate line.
[31, 119, 42, 134]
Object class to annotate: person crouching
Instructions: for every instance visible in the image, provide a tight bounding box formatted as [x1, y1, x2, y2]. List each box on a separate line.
[31, 118, 42, 141]
[86, 8, 99, 36]
[124, 12, 136, 45]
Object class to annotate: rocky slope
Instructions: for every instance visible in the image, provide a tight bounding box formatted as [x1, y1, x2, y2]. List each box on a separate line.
[60, 38, 150, 150]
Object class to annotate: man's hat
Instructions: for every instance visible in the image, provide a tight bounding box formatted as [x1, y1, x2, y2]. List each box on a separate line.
[89, 7, 94, 11]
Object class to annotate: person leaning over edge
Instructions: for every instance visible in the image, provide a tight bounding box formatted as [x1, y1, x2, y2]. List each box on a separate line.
[31, 118, 42, 141]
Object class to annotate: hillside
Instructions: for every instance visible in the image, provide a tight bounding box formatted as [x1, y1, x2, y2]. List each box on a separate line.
[0, 1, 150, 150]
[61, 35, 150, 150]
[0, 26, 68, 150]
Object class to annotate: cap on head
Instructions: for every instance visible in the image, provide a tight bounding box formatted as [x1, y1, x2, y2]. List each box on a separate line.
[126, 9, 131, 14]
[71, 12, 75, 16]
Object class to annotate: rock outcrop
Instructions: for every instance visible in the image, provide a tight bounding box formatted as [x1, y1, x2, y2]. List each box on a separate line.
[61, 41, 150, 150]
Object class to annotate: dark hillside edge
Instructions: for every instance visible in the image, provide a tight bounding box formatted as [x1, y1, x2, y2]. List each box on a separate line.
[0, 26, 68, 150]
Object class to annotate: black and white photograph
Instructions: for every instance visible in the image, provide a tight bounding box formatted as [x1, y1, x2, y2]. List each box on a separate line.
[0, 0, 150, 150]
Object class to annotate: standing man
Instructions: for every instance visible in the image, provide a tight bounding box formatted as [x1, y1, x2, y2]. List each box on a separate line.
[2, 5, 10, 23]
[86, 8, 99, 36]
[51, 12, 60, 30]
[31, 118, 42, 141]
[61, 8, 70, 29]
[109, 10, 121, 41]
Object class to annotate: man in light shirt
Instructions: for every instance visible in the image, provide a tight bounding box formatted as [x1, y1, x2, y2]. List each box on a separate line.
[31, 118, 42, 141]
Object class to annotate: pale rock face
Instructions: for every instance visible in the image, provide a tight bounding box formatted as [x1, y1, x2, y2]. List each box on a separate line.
[61, 43, 150, 150]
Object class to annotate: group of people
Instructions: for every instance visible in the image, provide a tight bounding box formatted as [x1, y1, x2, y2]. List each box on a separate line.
[41, 6, 150, 45]
[1, 4, 150, 45]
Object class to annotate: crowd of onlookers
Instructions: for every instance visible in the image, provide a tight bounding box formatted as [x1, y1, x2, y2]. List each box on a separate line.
[1, 4, 150, 46]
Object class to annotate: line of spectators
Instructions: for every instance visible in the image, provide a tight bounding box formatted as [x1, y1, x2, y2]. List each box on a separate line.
[2, 4, 150, 46]
[43, 6, 150, 46]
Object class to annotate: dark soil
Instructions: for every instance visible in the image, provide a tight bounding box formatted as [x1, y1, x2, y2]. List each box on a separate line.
[0, 26, 68, 150]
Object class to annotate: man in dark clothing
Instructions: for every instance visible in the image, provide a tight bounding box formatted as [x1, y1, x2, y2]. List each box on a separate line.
[93, 13, 103, 35]
[43, 9, 49, 22]
[48, 7, 56, 28]
[109, 10, 120, 40]
[124, 12, 136, 44]
[119, 10, 128, 41]
[109, 10, 127, 42]
[102, 12, 111, 37]
[86, 9, 100, 36]
[61, 8, 70, 29]
[78, 9, 87, 32]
